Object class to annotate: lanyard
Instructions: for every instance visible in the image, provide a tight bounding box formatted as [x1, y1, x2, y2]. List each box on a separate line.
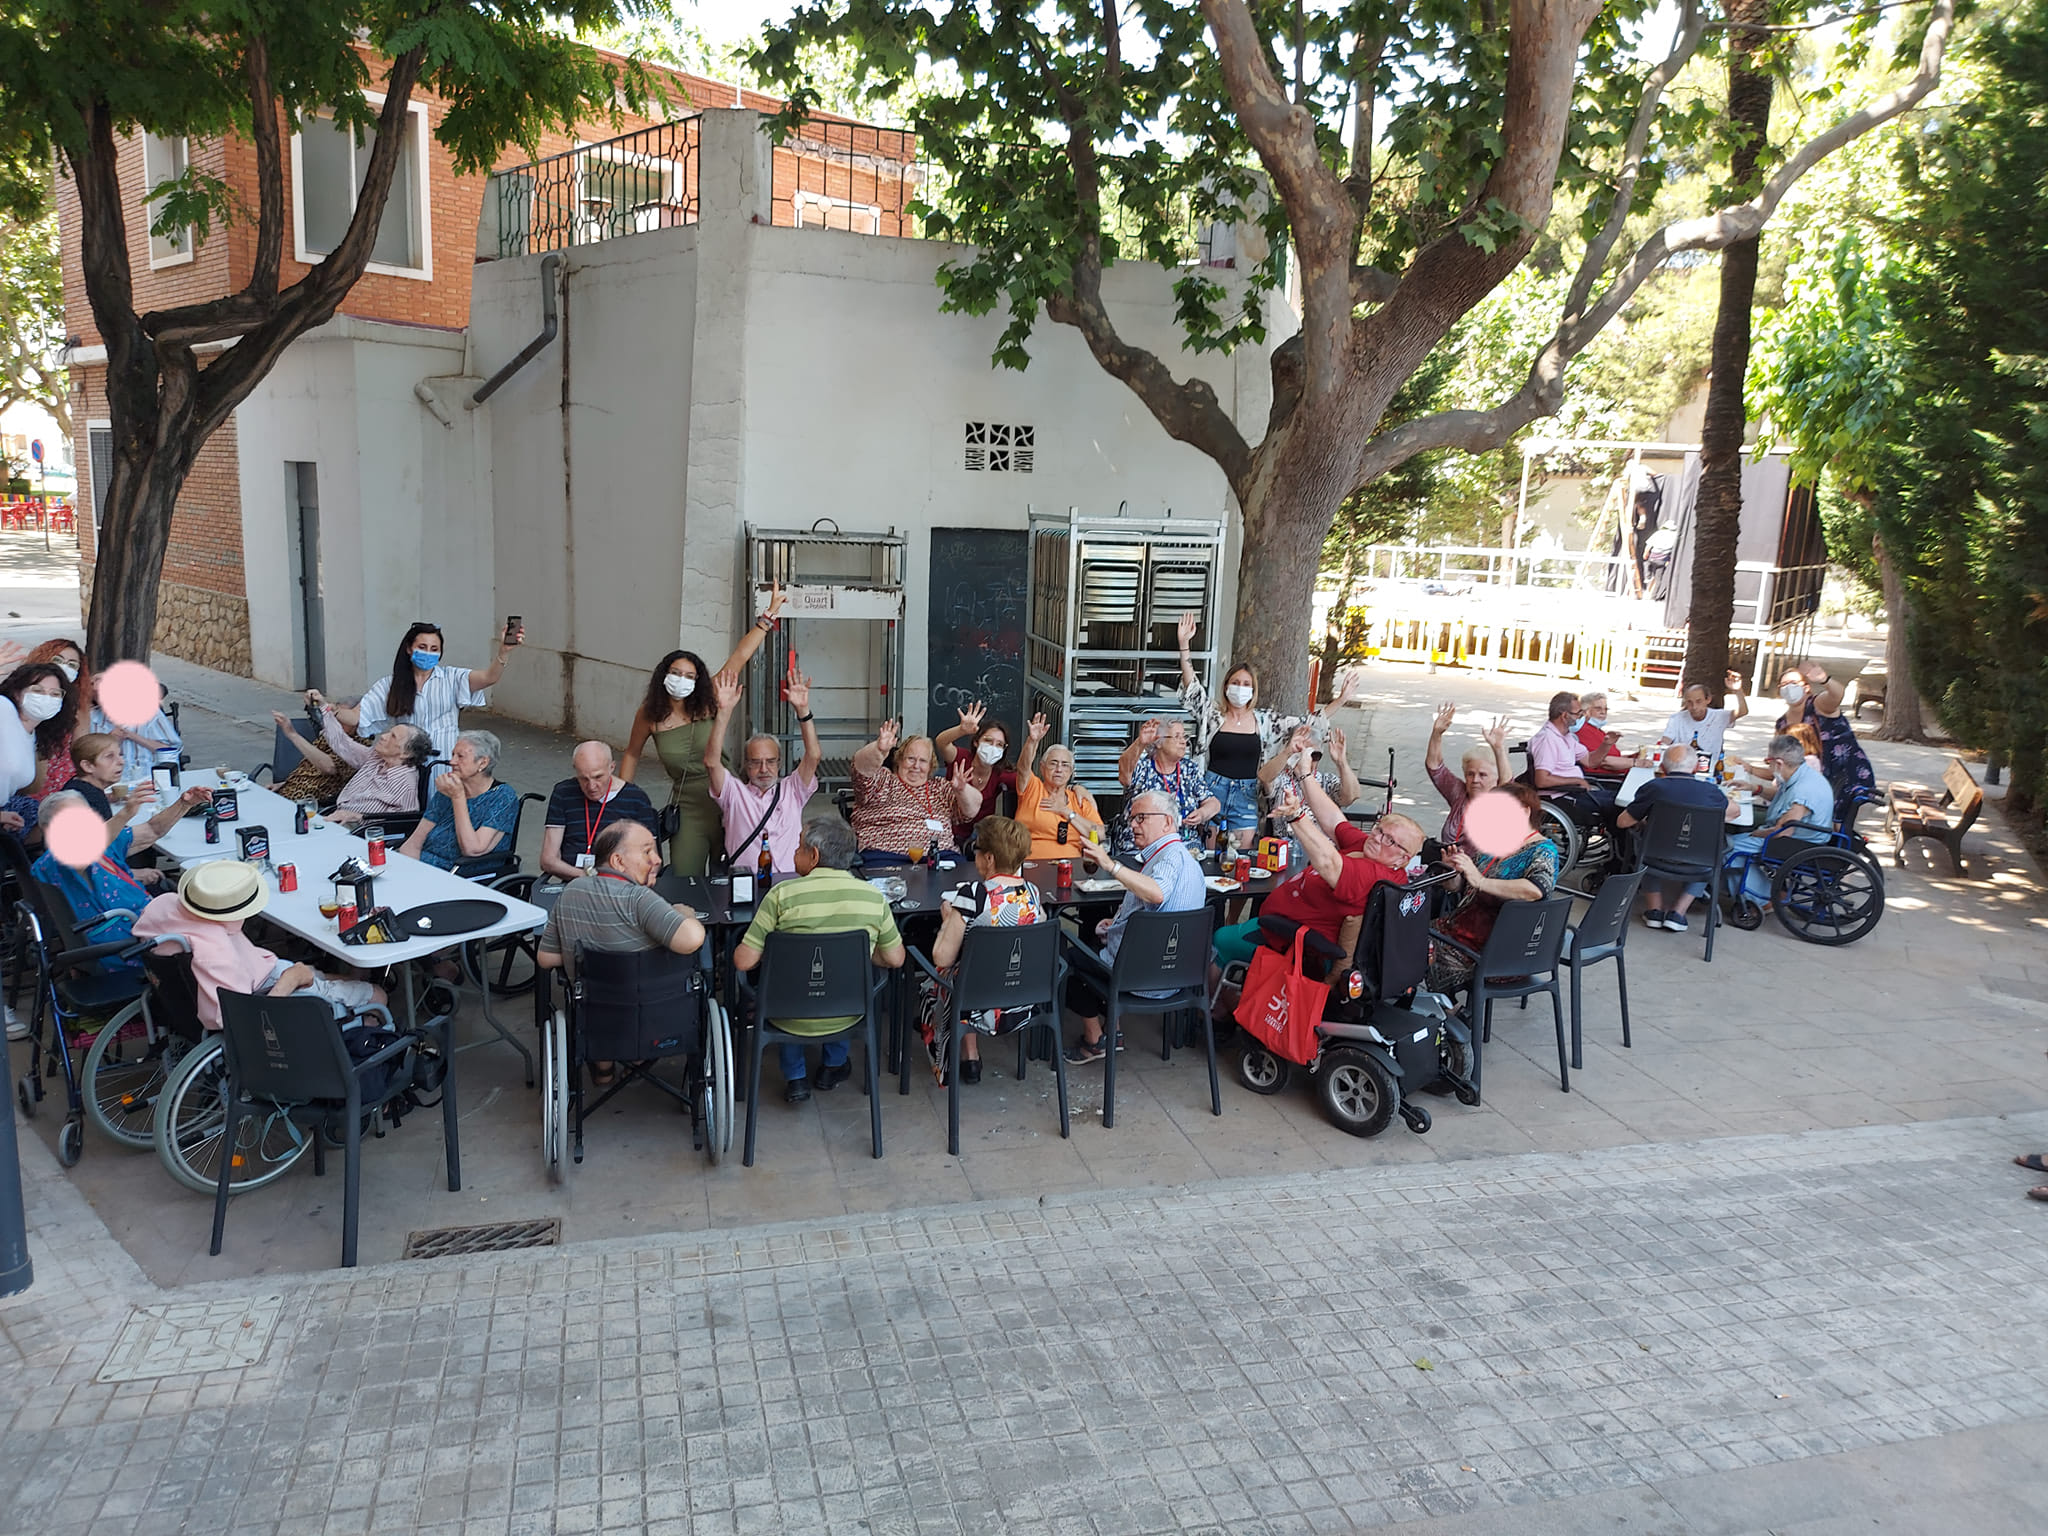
[583, 781, 614, 853]
[1156, 756, 1184, 802]
[95, 856, 148, 899]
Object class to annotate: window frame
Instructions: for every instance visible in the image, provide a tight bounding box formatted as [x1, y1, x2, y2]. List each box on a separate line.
[288, 93, 434, 281]
[86, 421, 113, 534]
[574, 138, 691, 242]
[142, 133, 195, 270]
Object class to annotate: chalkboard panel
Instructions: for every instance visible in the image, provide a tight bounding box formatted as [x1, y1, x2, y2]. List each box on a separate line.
[926, 528, 1028, 740]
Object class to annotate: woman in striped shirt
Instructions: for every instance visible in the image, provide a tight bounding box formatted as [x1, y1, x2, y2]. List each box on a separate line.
[271, 708, 430, 824]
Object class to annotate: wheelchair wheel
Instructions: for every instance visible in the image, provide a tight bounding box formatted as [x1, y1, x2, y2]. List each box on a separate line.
[1316, 1047, 1398, 1138]
[154, 1037, 312, 1196]
[58, 1118, 82, 1167]
[1236, 1045, 1290, 1096]
[1442, 1034, 1481, 1107]
[1534, 803, 1582, 876]
[1771, 846, 1884, 946]
[82, 998, 159, 1150]
[706, 998, 733, 1160]
[541, 1009, 568, 1183]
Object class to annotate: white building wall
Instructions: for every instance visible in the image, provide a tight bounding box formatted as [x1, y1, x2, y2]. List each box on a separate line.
[234, 318, 492, 692]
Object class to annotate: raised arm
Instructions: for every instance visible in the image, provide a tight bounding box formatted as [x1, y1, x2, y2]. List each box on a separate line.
[1275, 789, 1343, 888]
[1322, 730, 1362, 816]
[465, 617, 526, 692]
[1117, 719, 1158, 789]
[1798, 660, 1847, 719]
[1424, 701, 1454, 773]
[1483, 715, 1512, 784]
[1175, 610, 1200, 695]
[703, 671, 741, 797]
[1726, 669, 1751, 724]
[789, 672, 822, 781]
[1299, 765, 1347, 838]
[715, 580, 785, 676]
[318, 710, 376, 770]
[852, 718, 899, 779]
[1016, 711, 1048, 784]
[934, 700, 984, 766]
[950, 757, 984, 820]
[1260, 724, 1313, 789]
[133, 785, 215, 850]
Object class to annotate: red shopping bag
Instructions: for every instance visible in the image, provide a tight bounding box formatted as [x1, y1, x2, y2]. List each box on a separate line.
[1234, 927, 1329, 1066]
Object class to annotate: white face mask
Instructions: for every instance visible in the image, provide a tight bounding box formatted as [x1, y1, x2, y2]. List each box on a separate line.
[1224, 684, 1253, 708]
[975, 742, 1003, 766]
[56, 661, 79, 682]
[663, 673, 695, 700]
[21, 691, 64, 723]
[1780, 681, 1806, 704]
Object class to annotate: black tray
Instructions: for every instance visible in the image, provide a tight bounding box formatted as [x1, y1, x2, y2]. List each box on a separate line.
[389, 899, 509, 939]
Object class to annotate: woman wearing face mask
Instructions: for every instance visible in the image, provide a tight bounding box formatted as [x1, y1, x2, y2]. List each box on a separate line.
[1774, 660, 1875, 804]
[21, 638, 91, 794]
[0, 662, 74, 831]
[1013, 712, 1104, 860]
[322, 618, 524, 762]
[621, 583, 786, 875]
[1175, 610, 1354, 851]
[934, 700, 1016, 844]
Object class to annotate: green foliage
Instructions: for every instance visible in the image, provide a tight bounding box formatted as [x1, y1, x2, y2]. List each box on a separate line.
[0, 2, 673, 249]
[0, 175, 68, 430]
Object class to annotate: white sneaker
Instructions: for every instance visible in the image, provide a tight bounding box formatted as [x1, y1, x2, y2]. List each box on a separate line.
[5, 1003, 27, 1042]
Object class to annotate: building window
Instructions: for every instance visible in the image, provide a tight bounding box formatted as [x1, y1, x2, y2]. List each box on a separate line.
[578, 144, 689, 240]
[291, 98, 432, 278]
[87, 424, 113, 532]
[964, 422, 1034, 474]
[142, 133, 193, 268]
[793, 190, 882, 235]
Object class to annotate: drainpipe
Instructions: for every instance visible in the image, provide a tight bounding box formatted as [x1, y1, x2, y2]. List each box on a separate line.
[414, 310, 481, 428]
[470, 251, 563, 407]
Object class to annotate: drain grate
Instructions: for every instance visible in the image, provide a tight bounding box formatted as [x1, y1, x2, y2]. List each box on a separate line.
[403, 1217, 561, 1259]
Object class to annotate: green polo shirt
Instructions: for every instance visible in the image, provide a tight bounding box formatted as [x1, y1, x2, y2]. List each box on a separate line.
[740, 868, 903, 1034]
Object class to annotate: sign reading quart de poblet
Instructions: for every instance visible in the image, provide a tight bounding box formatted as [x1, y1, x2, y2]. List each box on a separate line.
[770, 584, 904, 620]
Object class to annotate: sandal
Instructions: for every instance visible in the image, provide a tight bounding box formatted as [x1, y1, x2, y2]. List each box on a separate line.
[2016, 1154, 2048, 1174]
[2029, 1186, 2048, 1203]
[589, 1062, 619, 1088]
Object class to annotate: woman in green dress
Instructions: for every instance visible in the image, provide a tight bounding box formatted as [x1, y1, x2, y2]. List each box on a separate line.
[622, 584, 786, 874]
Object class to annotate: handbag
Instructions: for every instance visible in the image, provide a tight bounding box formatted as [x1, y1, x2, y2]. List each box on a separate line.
[1234, 927, 1329, 1067]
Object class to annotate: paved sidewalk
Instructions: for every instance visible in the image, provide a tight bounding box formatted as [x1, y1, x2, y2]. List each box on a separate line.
[5, 1107, 2047, 1536]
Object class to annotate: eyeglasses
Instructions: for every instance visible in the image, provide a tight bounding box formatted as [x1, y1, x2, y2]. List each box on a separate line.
[1367, 825, 1423, 860]
[1129, 809, 1173, 824]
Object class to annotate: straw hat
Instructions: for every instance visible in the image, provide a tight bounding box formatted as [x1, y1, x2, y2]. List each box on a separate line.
[177, 861, 269, 923]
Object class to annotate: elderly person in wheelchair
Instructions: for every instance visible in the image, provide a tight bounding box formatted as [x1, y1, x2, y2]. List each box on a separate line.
[1725, 734, 1835, 909]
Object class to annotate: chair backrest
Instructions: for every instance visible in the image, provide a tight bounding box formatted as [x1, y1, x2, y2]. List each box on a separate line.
[1636, 798, 1727, 879]
[267, 717, 315, 782]
[216, 989, 353, 1104]
[1111, 907, 1213, 995]
[574, 944, 703, 1060]
[757, 929, 875, 1023]
[1572, 869, 1645, 953]
[1475, 895, 1572, 979]
[951, 921, 1060, 1016]
[29, 877, 95, 958]
[140, 944, 206, 1043]
[1352, 876, 1440, 1002]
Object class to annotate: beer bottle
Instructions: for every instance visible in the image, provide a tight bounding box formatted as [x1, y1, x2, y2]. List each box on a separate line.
[757, 838, 774, 891]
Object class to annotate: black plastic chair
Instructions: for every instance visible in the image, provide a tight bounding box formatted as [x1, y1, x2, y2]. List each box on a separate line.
[1634, 798, 1730, 962]
[210, 990, 418, 1268]
[743, 929, 884, 1166]
[1434, 895, 1573, 1094]
[1061, 907, 1218, 1129]
[252, 714, 320, 785]
[909, 922, 1068, 1155]
[1558, 869, 1645, 1075]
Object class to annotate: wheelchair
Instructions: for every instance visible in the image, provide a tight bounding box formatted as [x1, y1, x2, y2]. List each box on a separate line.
[1234, 870, 1477, 1138]
[1720, 788, 1886, 946]
[539, 944, 734, 1180]
[1509, 743, 1620, 881]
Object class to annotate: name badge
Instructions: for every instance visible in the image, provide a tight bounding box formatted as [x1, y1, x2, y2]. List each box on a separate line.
[575, 853, 595, 870]
[924, 817, 946, 833]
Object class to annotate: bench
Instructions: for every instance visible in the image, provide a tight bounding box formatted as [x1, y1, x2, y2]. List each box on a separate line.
[1851, 671, 1888, 720]
[1886, 756, 1983, 873]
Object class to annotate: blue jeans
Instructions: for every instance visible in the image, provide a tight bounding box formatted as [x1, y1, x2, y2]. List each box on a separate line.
[1730, 829, 1826, 900]
[1207, 774, 1262, 833]
[780, 1039, 850, 1080]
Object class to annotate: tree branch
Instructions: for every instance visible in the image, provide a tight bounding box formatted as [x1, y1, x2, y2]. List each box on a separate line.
[245, 33, 284, 301]
[1564, 0, 1706, 321]
[1353, 0, 1956, 490]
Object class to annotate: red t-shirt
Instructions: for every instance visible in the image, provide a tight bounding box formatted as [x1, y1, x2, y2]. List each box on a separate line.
[1577, 720, 1628, 777]
[1260, 823, 1408, 943]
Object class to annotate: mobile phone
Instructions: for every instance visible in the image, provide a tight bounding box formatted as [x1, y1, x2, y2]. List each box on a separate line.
[504, 615, 522, 645]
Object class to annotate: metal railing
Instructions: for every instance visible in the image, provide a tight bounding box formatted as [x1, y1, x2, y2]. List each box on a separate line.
[1361, 542, 1633, 591]
[769, 119, 937, 237]
[487, 118, 701, 259]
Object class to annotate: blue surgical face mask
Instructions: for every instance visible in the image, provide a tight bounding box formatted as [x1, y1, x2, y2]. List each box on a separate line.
[1569, 714, 1587, 732]
[410, 650, 441, 672]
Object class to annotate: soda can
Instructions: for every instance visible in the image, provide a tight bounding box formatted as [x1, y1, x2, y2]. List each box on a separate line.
[366, 826, 386, 867]
[337, 901, 358, 931]
[277, 863, 298, 893]
[1056, 858, 1073, 890]
[1234, 854, 1251, 883]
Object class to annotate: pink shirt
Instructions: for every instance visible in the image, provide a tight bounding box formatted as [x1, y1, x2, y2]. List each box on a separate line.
[712, 769, 819, 874]
[1528, 721, 1588, 784]
[131, 892, 280, 1030]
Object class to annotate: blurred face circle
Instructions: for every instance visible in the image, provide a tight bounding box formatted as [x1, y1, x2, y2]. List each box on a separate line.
[83, 742, 125, 785]
[744, 739, 782, 790]
[450, 739, 484, 777]
[1466, 789, 1536, 857]
[897, 743, 934, 786]
[1462, 756, 1497, 798]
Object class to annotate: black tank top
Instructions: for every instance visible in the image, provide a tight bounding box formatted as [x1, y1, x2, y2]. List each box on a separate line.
[1206, 728, 1260, 779]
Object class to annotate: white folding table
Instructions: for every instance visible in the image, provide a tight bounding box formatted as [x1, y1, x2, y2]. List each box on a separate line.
[153, 771, 548, 1190]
